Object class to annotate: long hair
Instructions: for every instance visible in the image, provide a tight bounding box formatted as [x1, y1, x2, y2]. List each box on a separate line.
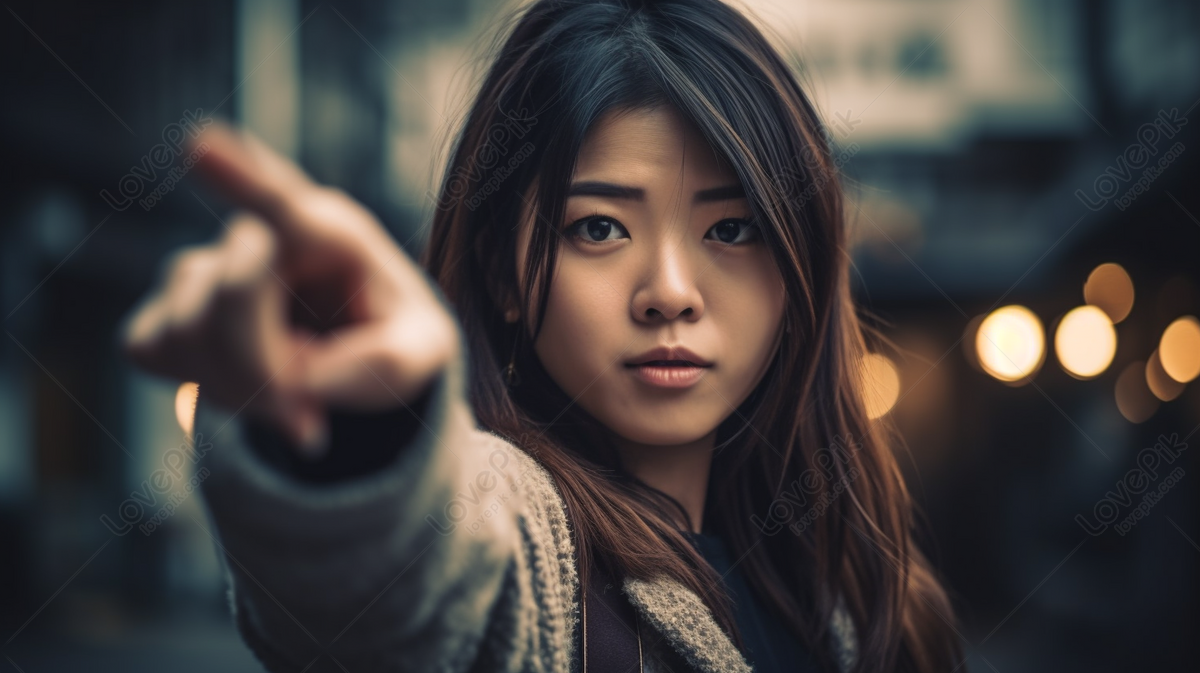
[421, 0, 962, 670]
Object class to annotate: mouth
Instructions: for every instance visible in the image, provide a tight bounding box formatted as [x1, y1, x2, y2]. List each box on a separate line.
[625, 346, 713, 368]
[628, 359, 709, 367]
[625, 347, 713, 388]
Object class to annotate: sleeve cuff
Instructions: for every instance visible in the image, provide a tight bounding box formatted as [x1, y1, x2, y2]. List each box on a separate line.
[242, 383, 435, 485]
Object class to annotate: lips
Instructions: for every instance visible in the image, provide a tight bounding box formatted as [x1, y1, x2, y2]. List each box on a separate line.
[625, 346, 713, 368]
[625, 346, 713, 389]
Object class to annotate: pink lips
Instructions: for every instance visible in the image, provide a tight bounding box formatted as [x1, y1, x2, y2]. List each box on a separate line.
[625, 346, 713, 389]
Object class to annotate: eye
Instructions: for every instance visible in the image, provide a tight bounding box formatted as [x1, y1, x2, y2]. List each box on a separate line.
[567, 215, 629, 244]
[705, 218, 760, 244]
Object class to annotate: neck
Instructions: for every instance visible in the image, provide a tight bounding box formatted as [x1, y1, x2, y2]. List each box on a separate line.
[612, 431, 716, 534]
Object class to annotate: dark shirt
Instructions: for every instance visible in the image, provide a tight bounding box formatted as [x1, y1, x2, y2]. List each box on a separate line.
[686, 531, 818, 673]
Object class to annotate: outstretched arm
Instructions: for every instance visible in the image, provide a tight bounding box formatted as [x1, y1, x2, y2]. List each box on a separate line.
[121, 126, 572, 672]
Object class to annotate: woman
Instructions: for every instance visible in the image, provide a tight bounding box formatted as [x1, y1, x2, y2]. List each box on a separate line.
[124, 0, 962, 671]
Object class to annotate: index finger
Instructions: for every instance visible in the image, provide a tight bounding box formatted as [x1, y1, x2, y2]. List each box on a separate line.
[189, 122, 315, 226]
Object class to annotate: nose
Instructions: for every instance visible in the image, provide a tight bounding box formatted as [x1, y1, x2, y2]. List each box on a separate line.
[630, 244, 705, 323]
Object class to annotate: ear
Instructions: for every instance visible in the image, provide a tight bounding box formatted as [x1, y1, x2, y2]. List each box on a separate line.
[475, 241, 521, 324]
[493, 286, 520, 324]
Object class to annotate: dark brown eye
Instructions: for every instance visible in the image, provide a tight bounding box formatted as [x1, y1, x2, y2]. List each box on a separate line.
[706, 218, 758, 244]
[569, 216, 628, 243]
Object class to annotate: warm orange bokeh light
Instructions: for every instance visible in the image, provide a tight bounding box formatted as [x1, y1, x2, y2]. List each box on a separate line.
[1054, 305, 1116, 379]
[1159, 316, 1200, 383]
[977, 305, 1045, 383]
[1083, 262, 1134, 323]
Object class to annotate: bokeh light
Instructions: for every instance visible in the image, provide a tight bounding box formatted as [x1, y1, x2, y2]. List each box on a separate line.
[976, 305, 1045, 383]
[175, 381, 200, 436]
[1054, 305, 1117, 379]
[860, 352, 901, 419]
[1146, 350, 1185, 402]
[1115, 360, 1159, 423]
[1082, 262, 1134, 323]
[1158, 316, 1200, 383]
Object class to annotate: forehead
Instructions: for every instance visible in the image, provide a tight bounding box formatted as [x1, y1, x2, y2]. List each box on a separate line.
[573, 105, 736, 185]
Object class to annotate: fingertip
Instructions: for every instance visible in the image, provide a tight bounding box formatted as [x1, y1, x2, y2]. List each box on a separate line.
[190, 122, 249, 184]
[190, 124, 296, 223]
[188, 118, 234, 153]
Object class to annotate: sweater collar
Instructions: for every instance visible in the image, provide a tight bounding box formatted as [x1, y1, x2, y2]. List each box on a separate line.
[622, 576, 752, 673]
[621, 575, 859, 673]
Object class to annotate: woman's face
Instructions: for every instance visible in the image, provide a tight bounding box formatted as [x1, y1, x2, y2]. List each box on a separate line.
[516, 105, 786, 447]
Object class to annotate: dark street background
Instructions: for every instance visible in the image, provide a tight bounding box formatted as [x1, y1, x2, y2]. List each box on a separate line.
[1, 0, 1198, 671]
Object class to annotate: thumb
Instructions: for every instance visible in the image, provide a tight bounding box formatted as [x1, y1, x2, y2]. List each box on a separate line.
[299, 310, 457, 410]
[275, 312, 455, 458]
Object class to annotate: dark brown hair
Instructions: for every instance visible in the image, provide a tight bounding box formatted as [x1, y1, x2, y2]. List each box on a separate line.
[422, 0, 962, 670]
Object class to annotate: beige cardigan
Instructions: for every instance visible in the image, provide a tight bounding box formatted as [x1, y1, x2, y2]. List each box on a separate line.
[194, 352, 858, 672]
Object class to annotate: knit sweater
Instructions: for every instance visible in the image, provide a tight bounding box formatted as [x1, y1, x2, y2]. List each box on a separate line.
[193, 348, 859, 672]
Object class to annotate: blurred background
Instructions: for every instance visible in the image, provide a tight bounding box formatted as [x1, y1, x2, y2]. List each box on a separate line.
[1, 0, 1198, 670]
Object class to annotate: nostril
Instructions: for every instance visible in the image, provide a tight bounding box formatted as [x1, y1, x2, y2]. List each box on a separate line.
[643, 306, 694, 320]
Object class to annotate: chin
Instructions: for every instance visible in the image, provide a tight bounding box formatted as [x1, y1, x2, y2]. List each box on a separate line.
[602, 416, 719, 447]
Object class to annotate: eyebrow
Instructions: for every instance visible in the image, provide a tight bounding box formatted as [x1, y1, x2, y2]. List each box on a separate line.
[694, 184, 745, 202]
[567, 181, 643, 200]
[567, 181, 746, 203]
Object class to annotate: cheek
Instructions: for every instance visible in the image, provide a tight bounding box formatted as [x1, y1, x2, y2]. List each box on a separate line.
[532, 258, 629, 397]
[707, 253, 786, 394]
